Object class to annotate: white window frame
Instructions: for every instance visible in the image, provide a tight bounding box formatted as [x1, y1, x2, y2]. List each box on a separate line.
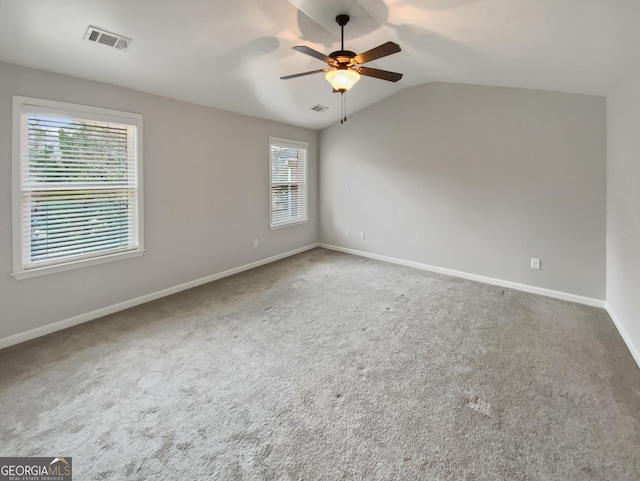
[12, 96, 144, 279]
[269, 137, 308, 229]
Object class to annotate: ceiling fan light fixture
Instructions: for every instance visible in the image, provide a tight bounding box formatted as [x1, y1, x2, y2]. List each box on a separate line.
[325, 68, 360, 92]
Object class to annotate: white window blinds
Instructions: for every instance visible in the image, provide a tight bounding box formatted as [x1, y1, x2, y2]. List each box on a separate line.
[270, 137, 308, 228]
[13, 97, 143, 278]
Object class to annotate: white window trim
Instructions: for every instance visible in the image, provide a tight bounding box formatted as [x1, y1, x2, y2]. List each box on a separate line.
[269, 136, 308, 230]
[11, 96, 145, 279]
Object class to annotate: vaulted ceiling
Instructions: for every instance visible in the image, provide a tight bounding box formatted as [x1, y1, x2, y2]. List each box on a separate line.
[1, 0, 639, 129]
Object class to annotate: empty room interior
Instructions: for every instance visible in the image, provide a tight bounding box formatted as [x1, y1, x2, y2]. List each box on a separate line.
[1, 0, 639, 479]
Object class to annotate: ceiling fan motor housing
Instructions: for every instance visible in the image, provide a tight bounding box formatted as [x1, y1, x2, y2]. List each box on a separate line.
[329, 50, 358, 67]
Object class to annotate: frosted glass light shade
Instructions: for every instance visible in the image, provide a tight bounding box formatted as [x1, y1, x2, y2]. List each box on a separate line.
[325, 69, 360, 91]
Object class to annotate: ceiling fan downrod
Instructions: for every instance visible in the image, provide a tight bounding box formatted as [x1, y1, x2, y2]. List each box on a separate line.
[336, 14, 349, 51]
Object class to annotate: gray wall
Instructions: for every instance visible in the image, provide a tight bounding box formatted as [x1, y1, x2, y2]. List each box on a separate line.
[319, 82, 606, 299]
[0, 62, 318, 341]
[606, 76, 640, 362]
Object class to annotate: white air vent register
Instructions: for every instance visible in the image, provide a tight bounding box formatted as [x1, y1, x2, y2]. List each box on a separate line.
[84, 26, 131, 51]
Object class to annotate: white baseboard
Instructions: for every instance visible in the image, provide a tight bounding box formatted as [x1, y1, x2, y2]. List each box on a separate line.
[605, 303, 640, 370]
[0, 243, 320, 350]
[2, 243, 618, 355]
[319, 243, 606, 308]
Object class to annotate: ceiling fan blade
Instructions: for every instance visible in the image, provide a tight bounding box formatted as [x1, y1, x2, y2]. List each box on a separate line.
[280, 69, 329, 80]
[353, 41, 401, 65]
[292, 45, 332, 63]
[357, 67, 403, 82]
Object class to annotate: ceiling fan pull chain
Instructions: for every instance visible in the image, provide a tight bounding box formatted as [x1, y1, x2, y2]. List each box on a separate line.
[344, 91, 347, 123]
[340, 91, 348, 124]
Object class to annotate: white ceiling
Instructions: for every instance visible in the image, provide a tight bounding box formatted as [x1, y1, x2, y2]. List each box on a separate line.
[1, 0, 639, 130]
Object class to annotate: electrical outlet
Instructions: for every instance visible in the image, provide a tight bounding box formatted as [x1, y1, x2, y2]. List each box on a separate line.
[530, 257, 541, 269]
[345, 229, 350, 237]
[253, 238, 259, 248]
[360, 231, 366, 240]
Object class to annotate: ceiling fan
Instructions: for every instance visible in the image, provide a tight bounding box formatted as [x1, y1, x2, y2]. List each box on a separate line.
[281, 14, 403, 123]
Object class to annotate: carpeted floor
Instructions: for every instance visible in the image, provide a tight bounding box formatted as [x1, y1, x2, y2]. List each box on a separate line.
[1, 248, 639, 480]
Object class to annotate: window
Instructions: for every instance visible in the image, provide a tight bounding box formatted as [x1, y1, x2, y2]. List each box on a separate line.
[12, 96, 143, 279]
[270, 137, 307, 229]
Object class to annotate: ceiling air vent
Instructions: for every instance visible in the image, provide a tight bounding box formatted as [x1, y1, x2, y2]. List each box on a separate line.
[310, 104, 329, 113]
[84, 26, 132, 51]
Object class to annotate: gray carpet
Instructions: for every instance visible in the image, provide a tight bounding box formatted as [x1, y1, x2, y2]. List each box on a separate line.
[1, 248, 639, 480]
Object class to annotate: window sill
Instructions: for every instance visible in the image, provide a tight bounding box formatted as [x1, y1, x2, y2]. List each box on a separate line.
[270, 219, 308, 230]
[12, 249, 146, 280]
